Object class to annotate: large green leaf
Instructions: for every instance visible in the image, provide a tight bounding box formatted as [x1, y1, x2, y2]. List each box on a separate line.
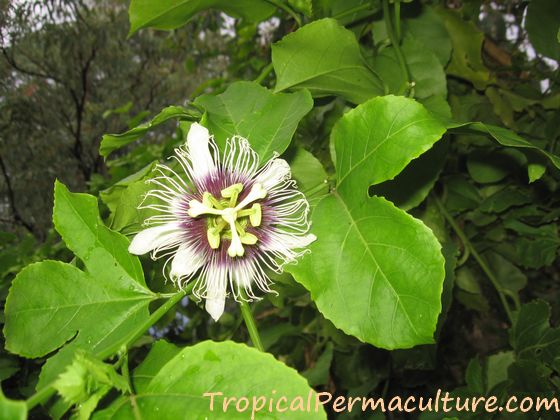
[334, 95, 447, 198]
[525, 0, 560, 60]
[194, 82, 313, 161]
[53, 181, 146, 287]
[272, 19, 384, 104]
[95, 341, 326, 419]
[4, 182, 156, 395]
[288, 96, 447, 349]
[128, 0, 275, 34]
[100, 106, 196, 157]
[374, 36, 447, 99]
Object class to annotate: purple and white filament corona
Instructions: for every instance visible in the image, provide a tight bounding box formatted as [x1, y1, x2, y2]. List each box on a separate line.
[128, 123, 316, 321]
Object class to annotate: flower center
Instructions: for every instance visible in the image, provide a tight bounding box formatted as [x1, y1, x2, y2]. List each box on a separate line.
[187, 183, 267, 257]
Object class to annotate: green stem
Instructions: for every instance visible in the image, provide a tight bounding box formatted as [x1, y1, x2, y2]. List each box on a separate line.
[240, 301, 264, 352]
[254, 62, 274, 85]
[112, 288, 189, 357]
[394, 0, 401, 41]
[332, 3, 372, 20]
[303, 180, 330, 197]
[25, 386, 54, 412]
[264, 0, 301, 27]
[25, 287, 191, 411]
[382, 0, 412, 96]
[433, 194, 513, 323]
[121, 353, 132, 393]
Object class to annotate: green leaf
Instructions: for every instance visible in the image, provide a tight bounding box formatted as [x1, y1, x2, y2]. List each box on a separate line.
[288, 96, 447, 349]
[302, 342, 334, 387]
[54, 350, 130, 418]
[486, 252, 527, 297]
[194, 82, 313, 161]
[53, 181, 146, 287]
[449, 122, 560, 170]
[286, 147, 329, 208]
[479, 187, 531, 213]
[272, 19, 384, 104]
[4, 182, 156, 398]
[333, 95, 447, 198]
[290, 194, 446, 349]
[465, 357, 484, 394]
[55, 351, 129, 403]
[503, 220, 559, 269]
[404, 6, 452, 66]
[436, 8, 491, 89]
[100, 106, 195, 157]
[132, 341, 181, 393]
[525, 0, 560, 60]
[0, 390, 26, 420]
[374, 36, 447, 99]
[96, 341, 326, 419]
[466, 149, 524, 184]
[100, 162, 159, 233]
[510, 300, 560, 366]
[128, 0, 275, 34]
[455, 267, 482, 294]
[486, 351, 514, 392]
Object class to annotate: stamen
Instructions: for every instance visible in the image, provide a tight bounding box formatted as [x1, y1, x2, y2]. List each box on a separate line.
[240, 232, 258, 245]
[234, 220, 246, 236]
[249, 204, 261, 227]
[207, 227, 221, 249]
[221, 183, 243, 207]
[203, 192, 224, 210]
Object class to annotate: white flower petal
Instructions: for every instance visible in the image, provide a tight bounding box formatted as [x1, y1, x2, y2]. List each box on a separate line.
[263, 232, 316, 252]
[255, 158, 291, 190]
[170, 244, 205, 280]
[205, 295, 226, 321]
[187, 122, 215, 180]
[128, 223, 181, 255]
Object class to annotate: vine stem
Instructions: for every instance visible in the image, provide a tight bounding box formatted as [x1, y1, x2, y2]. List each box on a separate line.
[382, 0, 412, 96]
[254, 62, 273, 85]
[331, 3, 372, 20]
[394, 1, 401, 40]
[25, 287, 190, 411]
[240, 301, 264, 352]
[432, 194, 514, 323]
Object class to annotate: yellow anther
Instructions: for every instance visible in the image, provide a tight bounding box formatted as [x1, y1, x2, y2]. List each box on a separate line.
[202, 192, 213, 207]
[221, 183, 243, 198]
[240, 232, 258, 245]
[207, 228, 221, 249]
[249, 203, 262, 227]
[202, 192, 223, 210]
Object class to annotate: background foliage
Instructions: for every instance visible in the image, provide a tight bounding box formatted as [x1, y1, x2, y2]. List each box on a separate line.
[1, 0, 559, 418]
